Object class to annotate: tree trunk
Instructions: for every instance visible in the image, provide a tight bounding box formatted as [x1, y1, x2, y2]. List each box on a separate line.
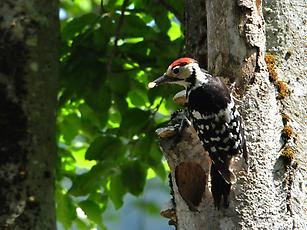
[0, 0, 58, 229]
[263, 0, 307, 228]
[160, 0, 306, 229]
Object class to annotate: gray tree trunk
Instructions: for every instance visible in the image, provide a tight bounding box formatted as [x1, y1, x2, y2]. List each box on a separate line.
[0, 0, 59, 229]
[263, 0, 307, 228]
[160, 0, 306, 229]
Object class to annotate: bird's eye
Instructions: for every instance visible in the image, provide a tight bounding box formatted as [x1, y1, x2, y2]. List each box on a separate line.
[172, 67, 180, 74]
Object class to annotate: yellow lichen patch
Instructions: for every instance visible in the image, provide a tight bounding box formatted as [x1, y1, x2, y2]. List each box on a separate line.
[276, 80, 290, 99]
[265, 54, 278, 82]
[265, 54, 276, 65]
[281, 112, 290, 125]
[280, 145, 295, 165]
[265, 53, 290, 99]
[269, 67, 278, 82]
[282, 124, 293, 140]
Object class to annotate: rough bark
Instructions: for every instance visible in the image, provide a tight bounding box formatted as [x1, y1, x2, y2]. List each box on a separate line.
[160, 0, 306, 229]
[184, 0, 207, 68]
[263, 0, 307, 228]
[0, 0, 58, 229]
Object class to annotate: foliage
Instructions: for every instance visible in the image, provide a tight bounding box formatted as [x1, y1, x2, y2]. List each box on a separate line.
[57, 0, 184, 228]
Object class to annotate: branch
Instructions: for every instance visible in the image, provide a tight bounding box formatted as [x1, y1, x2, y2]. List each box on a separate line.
[157, 0, 182, 23]
[157, 109, 214, 229]
[106, 0, 130, 73]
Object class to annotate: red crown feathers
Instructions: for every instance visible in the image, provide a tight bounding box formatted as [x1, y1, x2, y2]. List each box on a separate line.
[169, 57, 197, 68]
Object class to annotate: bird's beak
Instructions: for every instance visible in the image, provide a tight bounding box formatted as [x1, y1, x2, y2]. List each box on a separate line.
[148, 74, 178, 88]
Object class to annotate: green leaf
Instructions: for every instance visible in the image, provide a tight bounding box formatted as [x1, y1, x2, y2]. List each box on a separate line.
[114, 95, 129, 114]
[75, 218, 89, 230]
[154, 12, 171, 32]
[168, 19, 182, 41]
[84, 85, 112, 115]
[106, 73, 130, 95]
[60, 54, 107, 102]
[78, 200, 102, 224]
[59, 114, 81, 143]
[109, 175, 126, 209]
[127, 90, 147, 107]
[69, 163, 110, 196]
[148, 142, 166, 179]
[143, 1, 171, 32]
[93, 17, 114, 50]
[85, 135, 125, 161]
[75, 0, 92, 12]
[120, 15, 154, 38]
[69, 172, 100, 196]
[62, 13, 98, 41]
[132, 134, 152, 157]
[132, 133, 166, 179]
[120, 108, 150, 135]
[120, 161, 147, 196]
[56, 189, 76, 229]
[57, 148, 76, 177]
[88, 191, 108, 212]
[79, 103, 106, 129]
[103, 0, 125, 9]
[133, 0, 145, 9]
[133, 200, 160, 214]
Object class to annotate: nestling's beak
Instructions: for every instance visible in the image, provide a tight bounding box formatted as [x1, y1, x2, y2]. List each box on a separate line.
[148, 74, 179, 88]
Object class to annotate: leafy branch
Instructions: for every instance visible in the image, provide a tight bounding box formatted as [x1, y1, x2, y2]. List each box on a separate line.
[106, 0, 130, 74]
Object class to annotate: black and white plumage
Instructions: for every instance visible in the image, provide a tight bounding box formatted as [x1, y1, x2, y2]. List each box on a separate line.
[149, 57, 247, 208]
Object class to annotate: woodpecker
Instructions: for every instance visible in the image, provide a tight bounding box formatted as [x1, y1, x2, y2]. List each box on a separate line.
[149, 57, 247, 208]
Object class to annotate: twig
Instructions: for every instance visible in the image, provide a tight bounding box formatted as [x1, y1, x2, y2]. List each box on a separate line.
[152, 96, 165, 117]
[158, 0, 182, 23]
[106, 0, 130, 73]
[100, 0, 105, 15]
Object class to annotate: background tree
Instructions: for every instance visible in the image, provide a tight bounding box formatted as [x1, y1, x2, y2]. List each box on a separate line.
[0, 0, 58, 229]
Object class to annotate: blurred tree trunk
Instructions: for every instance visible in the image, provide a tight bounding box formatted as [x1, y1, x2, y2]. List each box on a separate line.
[160, 0, 306, 229]
[0, 0, 58, 229]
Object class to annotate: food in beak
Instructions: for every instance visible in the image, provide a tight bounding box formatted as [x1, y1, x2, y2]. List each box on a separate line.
[148, 82, 157, 88]
[147, 74, 169, 88]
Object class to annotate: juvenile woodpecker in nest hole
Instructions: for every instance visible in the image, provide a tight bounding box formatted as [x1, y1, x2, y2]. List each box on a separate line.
[149, 57, 247, 208]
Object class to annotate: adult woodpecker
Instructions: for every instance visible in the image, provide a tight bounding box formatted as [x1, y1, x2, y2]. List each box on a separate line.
[149, 57, 247, 208]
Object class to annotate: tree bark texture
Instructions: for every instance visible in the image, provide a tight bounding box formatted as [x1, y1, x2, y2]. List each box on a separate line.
[263, 0, 307, 228]
[184, 0, 207, 69]
[0, 0, 58, 229]
[160, 0, 306, 229]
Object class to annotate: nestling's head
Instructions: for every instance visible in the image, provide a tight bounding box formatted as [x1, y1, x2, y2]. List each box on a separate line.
[148, 57, 202, 89]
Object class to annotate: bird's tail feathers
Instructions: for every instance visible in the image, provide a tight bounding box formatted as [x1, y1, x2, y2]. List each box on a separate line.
[210, 163, 231, 208]
[210, 155, 236, 208]
[211, 156, 236, 184]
